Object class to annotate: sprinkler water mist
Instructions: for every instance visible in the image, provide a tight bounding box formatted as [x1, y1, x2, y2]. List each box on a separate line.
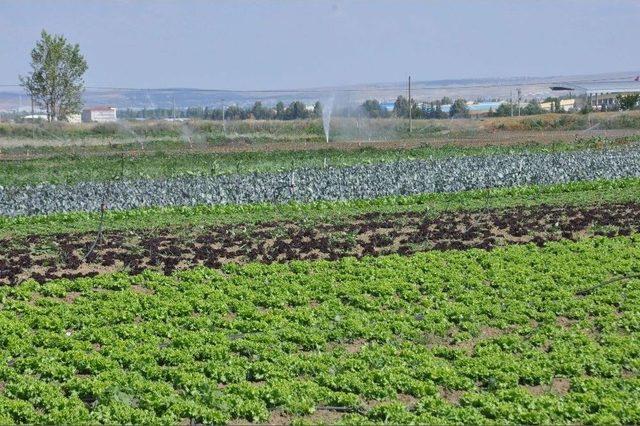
[322, 94, 335, 143]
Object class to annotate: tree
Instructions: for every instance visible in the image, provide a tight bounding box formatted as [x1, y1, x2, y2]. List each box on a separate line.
[616, 94, 640, 111]
[493, 102, 514, 117]
[393, 96, 421, 118]
[224, 105, 245, 120]
[362, 99, 384, 118]
[275, 102, 285, 119]
[20, 30, 88, 122]
[431, 103, 447, 119]
[449, 99, 469, 118]
[313, 101, 323, 118]
[393, 96, 409, 118]
[440, 96, 452, 105]
[554, 98, 561, 112]
[285, 101, 309, 120]
[522, 99, 545, 115]
[251, 101, 268, 120]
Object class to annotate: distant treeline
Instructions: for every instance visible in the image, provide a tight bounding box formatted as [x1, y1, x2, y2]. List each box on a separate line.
[116, 96, 562, 122]
[115, 94, 639, 122]
[117, 101, 323, 121]
[362, 96, 562, 119]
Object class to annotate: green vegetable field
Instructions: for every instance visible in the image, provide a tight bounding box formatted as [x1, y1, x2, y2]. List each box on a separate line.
[4, 5, 640, 425]
[1, 236, 638, 424]
[3, 118, 640, 426]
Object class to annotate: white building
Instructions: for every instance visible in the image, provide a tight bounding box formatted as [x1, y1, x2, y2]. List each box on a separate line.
[23, 114, 48, 121]
[81, 106, 117, 123]
[550, 80, 640, 110]
[65, 114, 82, 124]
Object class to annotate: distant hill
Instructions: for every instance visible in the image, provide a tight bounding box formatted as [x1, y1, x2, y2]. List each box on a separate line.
[1, 70, 638, 111]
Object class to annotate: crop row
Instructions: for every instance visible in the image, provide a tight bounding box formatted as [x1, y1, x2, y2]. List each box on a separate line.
[4, 136, 621, 188]
[0, 236, 639, 424]
[2, 176, 639, 238]
[2, 200, 639, 285]
[3, 144, 640, 216]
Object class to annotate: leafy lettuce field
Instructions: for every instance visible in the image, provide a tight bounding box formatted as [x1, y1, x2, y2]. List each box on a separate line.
[1, 236, 639, 424]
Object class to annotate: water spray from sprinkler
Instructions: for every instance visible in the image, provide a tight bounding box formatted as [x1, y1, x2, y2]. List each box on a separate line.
[322, 94, 335, 143]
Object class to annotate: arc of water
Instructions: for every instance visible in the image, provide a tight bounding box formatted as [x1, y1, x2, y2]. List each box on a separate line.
[322, 94, 335, 143]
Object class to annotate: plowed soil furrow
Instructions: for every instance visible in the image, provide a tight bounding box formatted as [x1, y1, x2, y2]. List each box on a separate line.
[1, 202, 639, 284]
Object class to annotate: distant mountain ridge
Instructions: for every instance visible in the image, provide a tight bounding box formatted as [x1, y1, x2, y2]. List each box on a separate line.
[1, 70, 639, 111]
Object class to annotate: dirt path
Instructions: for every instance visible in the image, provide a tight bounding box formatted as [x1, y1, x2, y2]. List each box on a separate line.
[1, 201, 638, 285]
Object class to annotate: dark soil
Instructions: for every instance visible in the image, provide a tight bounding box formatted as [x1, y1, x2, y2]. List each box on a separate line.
[1, 201, 639, 285]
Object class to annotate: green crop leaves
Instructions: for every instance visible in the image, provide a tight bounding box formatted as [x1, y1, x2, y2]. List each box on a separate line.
[0, 236, 639, 423]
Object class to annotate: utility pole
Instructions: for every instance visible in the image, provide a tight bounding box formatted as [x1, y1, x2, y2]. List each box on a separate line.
[517, 88, 522, 116]
[510, 90, 513, 117]
[31, 97, 35, 138]
[221, 99, 226, 135]
[408, 76, 412, 133]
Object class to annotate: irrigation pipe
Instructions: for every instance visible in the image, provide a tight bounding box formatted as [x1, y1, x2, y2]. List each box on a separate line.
[575, 273, 640, 296]
[315, 406, 365, 414]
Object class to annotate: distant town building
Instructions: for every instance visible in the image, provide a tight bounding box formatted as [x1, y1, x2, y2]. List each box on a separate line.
[550, 80, 640, 110]
[540, 99, 575, 112]
[23, 114, 48, 121]
[81, 106, 117, 123]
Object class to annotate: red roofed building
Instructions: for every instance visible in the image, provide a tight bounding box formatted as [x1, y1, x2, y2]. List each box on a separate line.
[81, 106, 117, 123]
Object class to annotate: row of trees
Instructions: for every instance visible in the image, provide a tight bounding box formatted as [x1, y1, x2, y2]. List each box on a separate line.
[489, 100, 547, 117]
[119, 94, 640, 122]
[361, 96, 470, 119]
[117, 101, 323, 120]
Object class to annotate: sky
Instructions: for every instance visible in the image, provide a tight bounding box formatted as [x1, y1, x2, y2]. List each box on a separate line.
[1, 0, 639, 91]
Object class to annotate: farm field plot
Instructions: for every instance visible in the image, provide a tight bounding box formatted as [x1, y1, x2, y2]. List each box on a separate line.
[0, 236, 639, 424]
[2, 200, 640, 285]
[5, 3, 640, 425]
[2, 178, 640, 284]
[2, 122, 640, 425]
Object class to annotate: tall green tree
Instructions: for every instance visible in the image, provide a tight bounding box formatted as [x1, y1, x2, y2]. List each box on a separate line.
[522, 99, 545, 115]
[251, 101, 267, 119]
[362, 99, 385, 118]
[20, 30, 88, 122]
[393, 96, 409, 118]
[275, 101, 285, 119]
[449, 99, 469, 118]
[285, 101, 309, 120]
[616, 94, 640, 111]
[313, 101, 323, 118]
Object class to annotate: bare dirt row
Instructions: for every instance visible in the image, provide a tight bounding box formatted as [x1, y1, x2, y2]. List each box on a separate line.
[1, 201, 639, 285]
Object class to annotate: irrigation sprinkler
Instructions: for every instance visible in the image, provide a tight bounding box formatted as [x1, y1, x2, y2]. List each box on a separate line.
[117, 120, 145, 151]
[82, 197, 107, 262]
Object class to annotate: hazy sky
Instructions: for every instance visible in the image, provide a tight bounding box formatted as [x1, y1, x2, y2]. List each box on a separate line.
[1, 0, 639, 90]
